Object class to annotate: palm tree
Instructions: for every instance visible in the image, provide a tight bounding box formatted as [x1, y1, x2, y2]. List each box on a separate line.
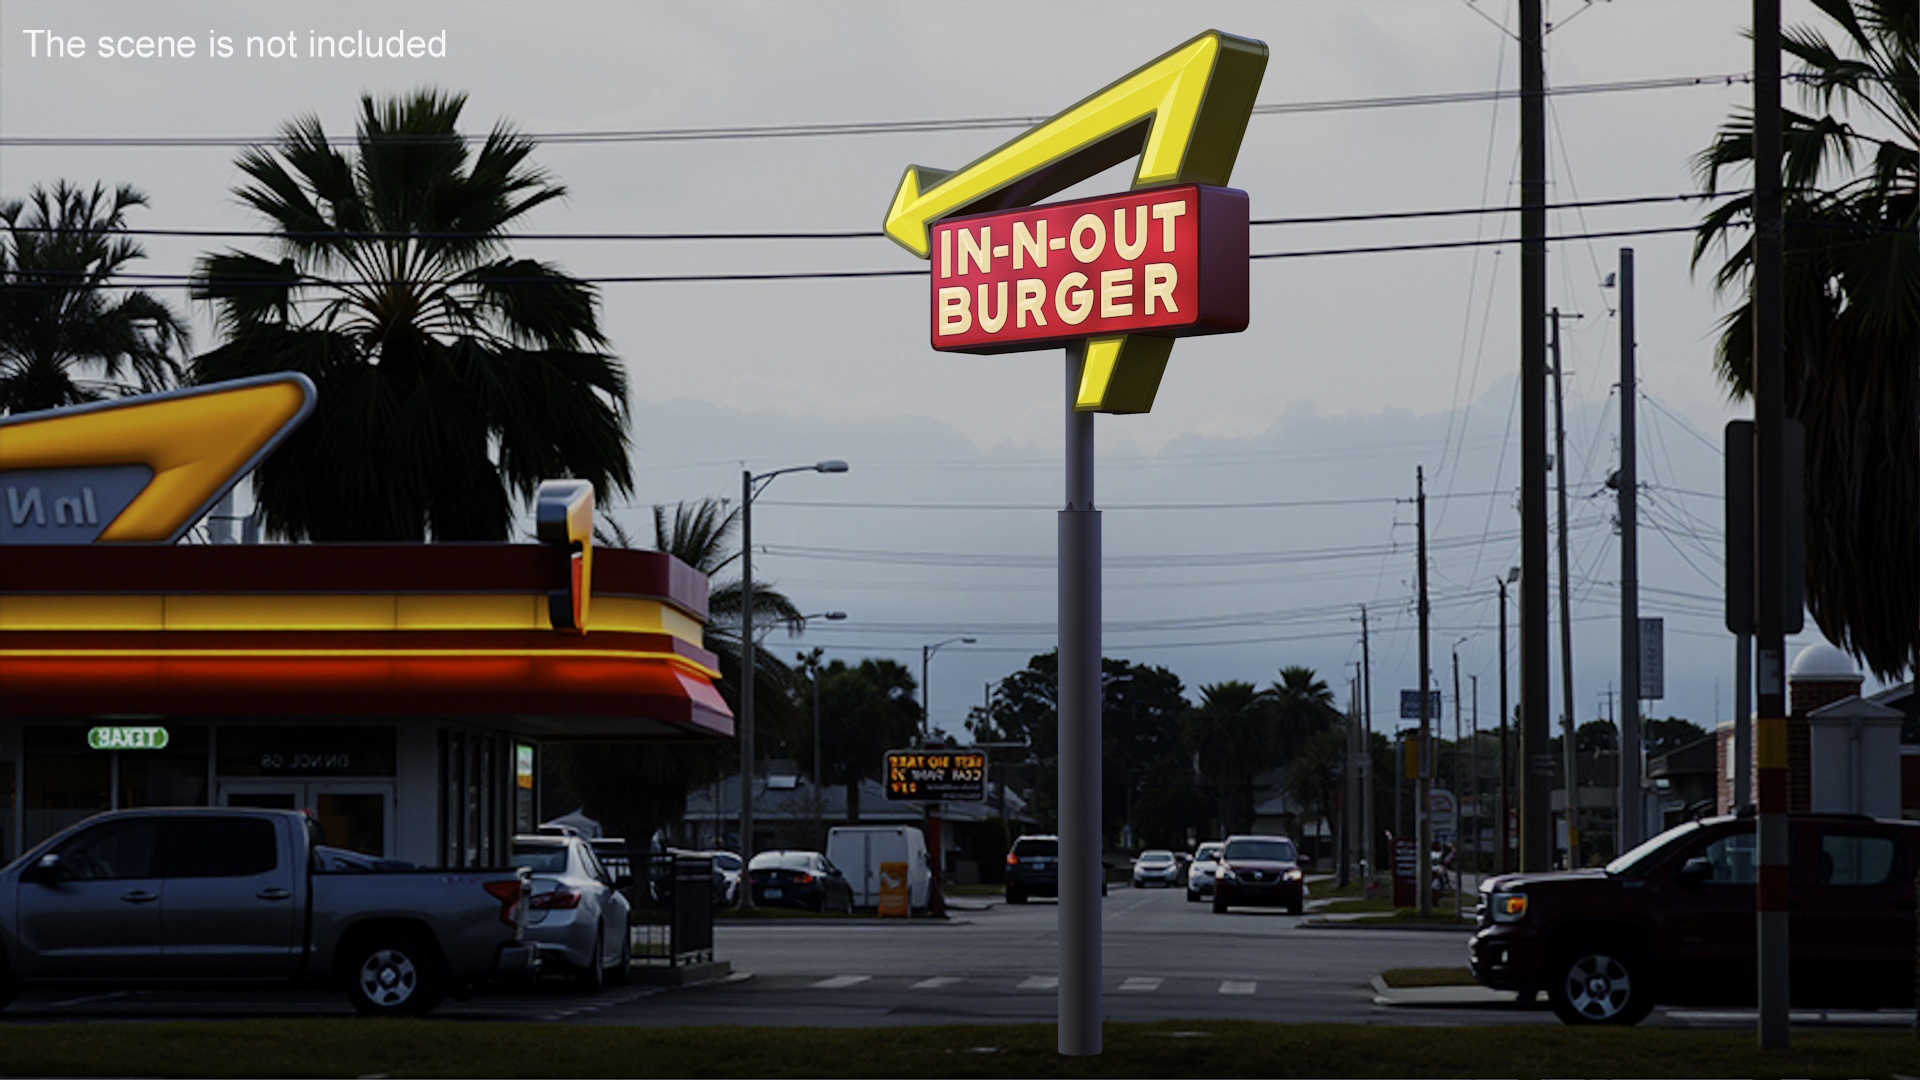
[1692, 0, 1917, 678]
[1269, 665, 1339, 764]
[0, 181, 186, 414]
[190, 89, 631, 541]
[1183, 681, 1276, 835]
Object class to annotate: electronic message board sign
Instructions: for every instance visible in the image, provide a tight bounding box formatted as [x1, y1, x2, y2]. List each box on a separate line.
[885, 749, 988, 801]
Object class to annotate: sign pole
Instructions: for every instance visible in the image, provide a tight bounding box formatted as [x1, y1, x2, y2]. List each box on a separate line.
[1059, 343, 1102, 1056]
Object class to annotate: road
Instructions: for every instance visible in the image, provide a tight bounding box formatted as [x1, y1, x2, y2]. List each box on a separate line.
[3, 884, 1908, 1029]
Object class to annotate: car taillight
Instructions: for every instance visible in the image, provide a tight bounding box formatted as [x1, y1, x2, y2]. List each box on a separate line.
[1007, 853, 1019, 866]
[484, 878, 523, 927]
[532, 887, 583, 910]
[793, 873, 815, 885]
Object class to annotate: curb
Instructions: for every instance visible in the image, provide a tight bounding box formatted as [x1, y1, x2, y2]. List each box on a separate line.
[1369, 973, 1522, 1008]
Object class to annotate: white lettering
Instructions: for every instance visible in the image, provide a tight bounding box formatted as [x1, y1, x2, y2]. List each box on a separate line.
[959, 227, 991, 276]
[1069, 214, 1105, 263]
[1152, 200, 1188, 252]
[939, 228, 951, 279]
[1015, 279, 1047, 328]
[1056, 273, 1092, 325]
[7, 486, 44, 526]
[1099, 267, 1134, 318]
[1144, 263, 1178, 315]
[1012, 221, 1048, 271]
[976, 280, 1009, 333]
[936, 286, 971, 335]
[1113, 204, 1148, 260]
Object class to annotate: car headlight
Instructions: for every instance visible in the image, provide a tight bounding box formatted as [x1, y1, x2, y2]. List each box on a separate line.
[1216, 864, 1234, 881]
[1284, 868, 1302, 882]
[1488, 890, 1528, 922]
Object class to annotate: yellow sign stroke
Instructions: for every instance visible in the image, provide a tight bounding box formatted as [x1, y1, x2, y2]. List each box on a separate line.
[0, 375, 315, 542]
[883, 30, 1266, 413]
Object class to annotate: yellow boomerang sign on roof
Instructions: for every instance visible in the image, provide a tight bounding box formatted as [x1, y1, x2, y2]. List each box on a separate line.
[0, 374, 315, 543]
[883, 30, 1267, 413]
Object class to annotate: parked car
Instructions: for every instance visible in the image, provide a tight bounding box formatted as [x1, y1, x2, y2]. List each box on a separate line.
[1131, 850, 1181, 888]
[827, 825, 932, 911]
[1212, 834, 1305, 914]
[697, 850, 742, 907]
[509, 834, 632, 991]
[1004, 834, 1107, 903]
[0, 808, 535, 1016]
[1470, 811, 1920, 1026]
[1186, 841, 1225, 902]
[747, 850, 854, 912]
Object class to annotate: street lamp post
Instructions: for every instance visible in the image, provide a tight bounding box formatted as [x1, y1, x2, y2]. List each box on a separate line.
[791, 614, 848, 806]
[919, 635, 974, 918]
[737, 460, 847, 910]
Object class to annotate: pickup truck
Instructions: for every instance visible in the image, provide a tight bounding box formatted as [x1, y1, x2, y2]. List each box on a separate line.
[1469, 811, 1920, 1025]
[0, 807, 537, 1016]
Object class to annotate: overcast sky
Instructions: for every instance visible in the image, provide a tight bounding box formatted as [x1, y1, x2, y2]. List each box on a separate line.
[4, 0, 1879, 764]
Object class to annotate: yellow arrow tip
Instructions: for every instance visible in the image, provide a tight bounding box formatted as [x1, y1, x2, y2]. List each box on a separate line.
[884, 166, 946, 259]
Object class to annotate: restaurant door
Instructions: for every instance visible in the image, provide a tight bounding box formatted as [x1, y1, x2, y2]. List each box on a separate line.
[220, 781, 393, 857]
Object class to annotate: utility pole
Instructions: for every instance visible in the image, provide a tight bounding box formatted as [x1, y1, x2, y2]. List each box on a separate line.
[1361, 604, 1374, 887]
[1416, 465, 1433, 916]
[1551, 307, 1581, 866]
[1451, 642, 1463, 918]
[1752, 0, 1790, 1049]
[1518, 0, 1553, 874]
[1616, 246, 1645, 853]
[1498, 569, 1515, 872]
[1469, 673, 1479, 885]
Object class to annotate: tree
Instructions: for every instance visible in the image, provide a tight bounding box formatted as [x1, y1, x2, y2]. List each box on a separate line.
[1644, 716, 1711, 758]
[1, 180, 185, 414]
[1693, 0, 1918, 678]
[1268, 665, 1341, 765]
[190, 89, 631, 541]
[1183, 680, 1276, 835]
[1285, 724, 1347, 860]
[803, 657, 921, 823]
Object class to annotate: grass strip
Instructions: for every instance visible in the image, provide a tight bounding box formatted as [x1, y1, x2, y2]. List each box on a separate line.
[0, 1018, 1914, 1078]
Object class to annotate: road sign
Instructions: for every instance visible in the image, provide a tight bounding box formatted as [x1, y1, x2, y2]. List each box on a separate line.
[1638, 617, 1664, 700]
[1428, 788, 1457, 842]
[1399, 689, 1441, 720]
[884, 749, 989, 801]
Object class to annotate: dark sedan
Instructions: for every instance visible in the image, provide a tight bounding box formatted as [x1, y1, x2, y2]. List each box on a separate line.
[747, 850, 853, 912]
[1212, 834, 1305, 914]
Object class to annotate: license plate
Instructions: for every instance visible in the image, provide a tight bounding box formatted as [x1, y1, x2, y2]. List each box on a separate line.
[764, 888, 783, 898]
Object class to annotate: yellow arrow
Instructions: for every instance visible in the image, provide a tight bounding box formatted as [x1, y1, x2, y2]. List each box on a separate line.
[883, 30, 1266, 413]
[0, 374, 315, 542]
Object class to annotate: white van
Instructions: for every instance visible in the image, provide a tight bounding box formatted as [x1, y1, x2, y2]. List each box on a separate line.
[826, 824, 932, 911]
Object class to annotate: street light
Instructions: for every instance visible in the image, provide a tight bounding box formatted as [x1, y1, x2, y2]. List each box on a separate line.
[920, 636, 976, 740]
[790, 613, 848, 796]
[738, 460, 847, 910]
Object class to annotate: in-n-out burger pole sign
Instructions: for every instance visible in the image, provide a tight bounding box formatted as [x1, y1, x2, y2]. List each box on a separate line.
[931, 184, 1248, 353]
[884, 29, 1266, 413]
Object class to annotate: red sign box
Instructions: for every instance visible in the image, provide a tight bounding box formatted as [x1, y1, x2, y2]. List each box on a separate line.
[928, 183, 1248, 354]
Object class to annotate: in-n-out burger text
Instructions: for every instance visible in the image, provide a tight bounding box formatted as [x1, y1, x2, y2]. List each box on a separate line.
[929, 183, 1247, 353]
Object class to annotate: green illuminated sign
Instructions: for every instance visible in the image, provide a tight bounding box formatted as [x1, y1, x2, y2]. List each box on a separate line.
[88, 725, 170, 751]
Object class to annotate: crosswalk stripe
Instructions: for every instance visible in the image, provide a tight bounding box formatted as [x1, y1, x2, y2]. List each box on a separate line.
[1018, 975, 1058, 990]
[811, 975, 871, 989]
[1118, 977, 1163, 992]
[910, 976, 963, 990]
[1219, 980, 1257, 995]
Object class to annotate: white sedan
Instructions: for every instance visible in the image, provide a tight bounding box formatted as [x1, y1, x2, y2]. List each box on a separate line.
[510, 834, 632, 991]
[1132, 849, 1182, 888]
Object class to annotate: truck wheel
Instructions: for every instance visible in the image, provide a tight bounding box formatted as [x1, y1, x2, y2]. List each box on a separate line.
[1287, 897, 1303, 916]
[577, 923, 607, 993]
[1186, 888, 1199, 903]
[1212, 892, 1229, 914]
[1548, 940, 1654, 1026]
[344, 932, 443, 1017]
[1006, 887, 1026, 904]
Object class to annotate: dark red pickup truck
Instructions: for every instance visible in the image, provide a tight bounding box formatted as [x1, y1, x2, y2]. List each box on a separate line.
[1469, 812, 1919, 1025]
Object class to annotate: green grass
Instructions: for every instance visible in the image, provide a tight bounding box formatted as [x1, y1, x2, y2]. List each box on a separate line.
[0, 1019, 1913, 1078]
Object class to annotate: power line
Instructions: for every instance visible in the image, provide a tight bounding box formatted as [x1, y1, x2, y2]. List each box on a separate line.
[0, 72, 1762, 148]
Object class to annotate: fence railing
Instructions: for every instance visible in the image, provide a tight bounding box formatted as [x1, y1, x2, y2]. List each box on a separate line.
[630, 852, 714, 967]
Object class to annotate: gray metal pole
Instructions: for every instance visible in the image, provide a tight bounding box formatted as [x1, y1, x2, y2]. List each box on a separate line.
[1735, 633, 1752, 808]
[1552, 309, 1579, 866]
[1618, 247, 1643, 852]
[1059, 345, 1102, 1056]
[738, 468, 756, 910]
[1498, 575, 1511, 872]
[1519, 0, 1553, 874]
[1361, 605, 1373, 886]
[1752, 0, 1790, 1049]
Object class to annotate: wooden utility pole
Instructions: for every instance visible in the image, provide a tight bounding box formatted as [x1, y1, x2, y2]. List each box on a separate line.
[1416, 465, 1433, 916]
[1518, 0, 1553, 873]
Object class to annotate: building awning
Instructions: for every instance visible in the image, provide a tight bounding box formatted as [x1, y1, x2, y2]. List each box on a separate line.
[0, 544, 733, 741]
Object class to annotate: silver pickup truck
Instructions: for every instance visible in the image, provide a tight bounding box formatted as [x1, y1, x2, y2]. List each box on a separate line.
[0, 807, 536, 1016]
